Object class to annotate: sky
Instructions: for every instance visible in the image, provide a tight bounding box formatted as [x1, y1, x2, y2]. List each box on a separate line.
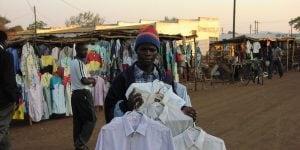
[0, 0, 299, 33]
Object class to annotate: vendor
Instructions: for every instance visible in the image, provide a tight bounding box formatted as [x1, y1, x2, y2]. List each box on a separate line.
[104, 25, 196, 123]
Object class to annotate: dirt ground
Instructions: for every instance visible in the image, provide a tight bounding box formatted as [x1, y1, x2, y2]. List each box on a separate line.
[9, 72, 300, 150]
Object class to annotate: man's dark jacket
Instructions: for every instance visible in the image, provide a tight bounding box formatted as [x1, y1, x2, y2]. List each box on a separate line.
[0, 46, 19, 108]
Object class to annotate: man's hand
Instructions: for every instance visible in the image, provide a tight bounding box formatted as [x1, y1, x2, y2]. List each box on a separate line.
[127, 89, 144, 111]
[181, 106, 197, 121]
[89, 77, 97, 86]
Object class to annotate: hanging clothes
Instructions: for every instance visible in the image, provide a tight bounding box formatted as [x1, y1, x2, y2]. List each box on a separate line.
[38, 44, 51, 57]
[51, 47, 60, 60]
[58, 46, 73, 66]
[253, 42, 261, 54]
[6, 47, 20, 74]
[88, 43, 101, 55]
[50, 76, 66, 114]
[174, 127, 226, 150]
[21, 42, 40, 76]
[86, 51, 102, 72]
[28, 84, 44, 122]
[95, 112, 175, 150]
[41, 73, 53, 115]
[93, 76, 105, 107]
[115, 39, 121, 58]
[60, 57, 72, 68]
[65, 83, 72, 116]
[41, 55, 57, 73]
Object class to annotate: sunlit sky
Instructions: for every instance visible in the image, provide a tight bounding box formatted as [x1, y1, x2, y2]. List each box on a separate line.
[0, 0, 299, 33]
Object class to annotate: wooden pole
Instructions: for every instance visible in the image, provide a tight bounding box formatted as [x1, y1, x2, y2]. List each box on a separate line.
[287, 40, 289, 72]
[233, 0, 236, 38]
[292, 40, 295, 63]
[34, 6, 37, 39]
[194, 36, 197, 91]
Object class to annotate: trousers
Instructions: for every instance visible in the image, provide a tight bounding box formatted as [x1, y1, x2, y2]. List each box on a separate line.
[0, 103, 15, 150]
[71, 89, 97, 148]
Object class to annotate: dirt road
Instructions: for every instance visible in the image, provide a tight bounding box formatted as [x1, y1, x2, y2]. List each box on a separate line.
[10, 72, 300, 150]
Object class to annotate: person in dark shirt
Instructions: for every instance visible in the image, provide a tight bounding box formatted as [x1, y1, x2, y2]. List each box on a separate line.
[0, 31, 19, 150]
[104, 25, 197, 123]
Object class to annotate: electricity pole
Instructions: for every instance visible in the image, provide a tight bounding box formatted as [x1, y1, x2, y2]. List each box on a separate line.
[34, 6, 37, 38]
[250, 24, 252, 34]
[233, 0, 236, 38]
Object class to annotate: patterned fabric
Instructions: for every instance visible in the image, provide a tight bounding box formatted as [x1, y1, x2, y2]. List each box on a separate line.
[134, 65, 159, 83]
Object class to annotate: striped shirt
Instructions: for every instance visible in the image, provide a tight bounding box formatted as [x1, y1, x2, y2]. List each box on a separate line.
[70, 58, 90, 91]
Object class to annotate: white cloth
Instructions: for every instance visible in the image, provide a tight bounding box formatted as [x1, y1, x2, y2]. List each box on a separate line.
[52, 47, 60, 60]
[28, 84, 44, 122]
[125, 80, 193, 137]
[174, 127, 226, 150]
[95, 112, 175, 150]
[253, 42, 261, 54]
[70, 59, 90, 91]
[246, 40, 252, 54]
[125, 80, 186, 109]
[65, 83, 73, 116]
[175, 82, 192, 107]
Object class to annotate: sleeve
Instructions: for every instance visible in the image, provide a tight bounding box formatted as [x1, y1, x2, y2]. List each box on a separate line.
[114, 100, 125, 117]
[3, 53, 19, 103]
[75, 60, 88, 80]
[52, 57, 57, 73]
[95, 130, 105, 150]
[104, 74, 126, 123]
[164, 130, 175, 150]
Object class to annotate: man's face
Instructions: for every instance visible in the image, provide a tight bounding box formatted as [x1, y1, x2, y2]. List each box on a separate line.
[78, 47, 88, 59]
[136, 43, 158, 65]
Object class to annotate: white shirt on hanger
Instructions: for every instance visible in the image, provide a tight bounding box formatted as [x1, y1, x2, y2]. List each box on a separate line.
[125, 80, 186, 109]
[174, 127, 226, 150]
[95, 112, 175, 150]
[126, 83, 193, 137]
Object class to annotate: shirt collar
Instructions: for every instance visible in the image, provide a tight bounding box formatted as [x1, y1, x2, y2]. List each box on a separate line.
[134, 64, 159, 79]
[123, 112, 148, 137]
[183, 127, 206, 149]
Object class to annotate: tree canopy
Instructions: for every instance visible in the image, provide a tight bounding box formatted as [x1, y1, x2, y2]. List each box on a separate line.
[27, 21, 48, 30]
[289, 16, 300, 32]
[65, 11, 105, 27]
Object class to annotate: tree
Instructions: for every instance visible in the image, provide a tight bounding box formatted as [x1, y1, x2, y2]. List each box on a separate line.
[8, 26, 24, 32]
[65, 11, 105, 27]
[164, 16, 178, 22]
[27, 21, 47, 30]
[289, 16, 300, 32]
[0, 15, 11, 25]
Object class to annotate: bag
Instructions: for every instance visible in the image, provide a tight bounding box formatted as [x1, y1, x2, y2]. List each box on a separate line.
[13, 101, 24, 120]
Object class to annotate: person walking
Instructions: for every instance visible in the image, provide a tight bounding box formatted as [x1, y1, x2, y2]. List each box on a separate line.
[0, 31, 19, 150]
[271, 43, 284, 78]
[70, 44, 97, 150]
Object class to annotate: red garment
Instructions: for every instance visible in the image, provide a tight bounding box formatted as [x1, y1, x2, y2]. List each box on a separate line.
[38, 72, 42, 79]
[63, 76, 71, 86]
[87, 51, 102, 65]
[57, 67, 64, 79]
[122, 64, 129, 70]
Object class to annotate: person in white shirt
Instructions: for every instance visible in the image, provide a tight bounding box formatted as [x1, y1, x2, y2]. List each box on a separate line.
[70, 44, 97, 150]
